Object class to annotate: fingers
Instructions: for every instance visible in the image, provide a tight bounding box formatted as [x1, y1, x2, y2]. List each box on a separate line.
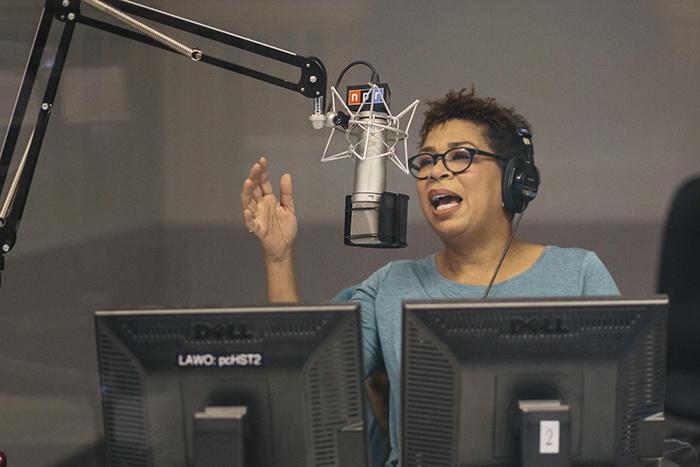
[258, 157, 274, 196]
[241, 160, 260, 207]
[279, 173, 295, 214]
[241, 158, 266, 208]
[241, 157, 274, 237]
[243, 208, 259, 235]
[241, 158, 294, 236]
[246, 198, 257, 214]
[240, 178, 257, 210]
[241, 179, 261, 237]
[252, 184, 262, 202]
[242, 157, 272, 200]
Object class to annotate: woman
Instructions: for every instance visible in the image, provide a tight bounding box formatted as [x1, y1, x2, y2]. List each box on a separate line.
[240, 88, 619, 466]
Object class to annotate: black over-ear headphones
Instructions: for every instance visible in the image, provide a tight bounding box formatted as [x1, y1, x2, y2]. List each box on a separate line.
[501, 124, 541, 213]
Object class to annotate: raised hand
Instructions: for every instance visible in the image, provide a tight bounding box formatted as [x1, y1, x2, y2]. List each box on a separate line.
[241, 157, 298, 262]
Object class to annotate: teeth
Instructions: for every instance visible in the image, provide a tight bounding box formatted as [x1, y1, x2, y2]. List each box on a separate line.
[431, 194, 450, 208]
[436, 201, 458, 211]
[430, 193, 461, 209]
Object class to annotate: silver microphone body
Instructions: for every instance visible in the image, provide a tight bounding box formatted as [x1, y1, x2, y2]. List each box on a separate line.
[348, 112, 389, 245]
[351, 111, 388, 201]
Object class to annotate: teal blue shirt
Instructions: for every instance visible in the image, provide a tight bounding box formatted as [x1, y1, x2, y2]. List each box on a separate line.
[332, 245, 620, 467]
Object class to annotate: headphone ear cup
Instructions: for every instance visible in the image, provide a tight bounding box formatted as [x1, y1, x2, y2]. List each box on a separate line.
[502, 157, 540, 213]
[502, 156, 524, 213]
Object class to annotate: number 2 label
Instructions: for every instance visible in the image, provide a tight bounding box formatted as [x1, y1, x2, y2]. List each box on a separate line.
[539, 420, 560, 454]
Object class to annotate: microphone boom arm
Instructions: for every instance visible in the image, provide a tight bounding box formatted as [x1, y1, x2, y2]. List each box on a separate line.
[0, 0, 327, 286]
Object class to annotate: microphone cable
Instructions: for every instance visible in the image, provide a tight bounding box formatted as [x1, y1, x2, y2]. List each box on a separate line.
[482, 206, 527, 300]
[326, 60, 380, 112]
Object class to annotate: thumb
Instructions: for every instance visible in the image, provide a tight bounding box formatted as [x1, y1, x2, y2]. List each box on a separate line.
[279, 173, 295, 214]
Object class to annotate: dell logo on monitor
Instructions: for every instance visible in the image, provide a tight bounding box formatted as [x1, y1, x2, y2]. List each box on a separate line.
[509, 316, 569, 335]
[193, 322, 253, 340]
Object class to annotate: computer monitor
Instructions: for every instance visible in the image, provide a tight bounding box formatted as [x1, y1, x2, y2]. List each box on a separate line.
[95, 305, 367, 467]
[401, 296, 668, 467]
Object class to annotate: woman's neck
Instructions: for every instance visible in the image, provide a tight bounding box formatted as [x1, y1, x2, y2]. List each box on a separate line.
[437, 238, 544, 286]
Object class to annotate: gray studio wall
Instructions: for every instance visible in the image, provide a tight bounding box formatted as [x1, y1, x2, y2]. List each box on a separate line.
[0, 1, 698, 466]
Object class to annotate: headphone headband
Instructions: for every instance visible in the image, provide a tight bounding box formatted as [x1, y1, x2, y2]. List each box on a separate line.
[515, 126, 535, 163]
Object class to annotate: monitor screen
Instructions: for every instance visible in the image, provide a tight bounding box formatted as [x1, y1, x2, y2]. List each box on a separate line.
[95, 305, 367, 467]
[401, 296, 668, 467]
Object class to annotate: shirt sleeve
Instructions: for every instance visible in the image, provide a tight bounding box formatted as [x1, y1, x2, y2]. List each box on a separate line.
[331, 263, 392, 378]
[330, 286, 359, 303]
[581, 251, 621, 296]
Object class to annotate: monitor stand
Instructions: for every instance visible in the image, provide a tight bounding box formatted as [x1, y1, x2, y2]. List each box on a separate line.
[193, 406, 249, 467]
[518, 400, 572, 467]
[338, 421, 367, 467]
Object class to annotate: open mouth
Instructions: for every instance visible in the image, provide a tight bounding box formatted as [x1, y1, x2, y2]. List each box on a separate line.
[429, 191, 463, 211]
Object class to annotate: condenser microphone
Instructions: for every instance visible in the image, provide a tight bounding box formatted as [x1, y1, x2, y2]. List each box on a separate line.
[320, 82, 418, 248]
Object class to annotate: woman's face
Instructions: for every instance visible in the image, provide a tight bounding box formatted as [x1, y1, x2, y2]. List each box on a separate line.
[416, 119, 509, 242]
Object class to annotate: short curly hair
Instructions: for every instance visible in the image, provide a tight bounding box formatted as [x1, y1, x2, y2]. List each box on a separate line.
[419, 87, 532, 161]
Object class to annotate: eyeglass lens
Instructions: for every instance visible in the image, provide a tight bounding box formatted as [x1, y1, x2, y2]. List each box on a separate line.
[410, 147, 474, 178]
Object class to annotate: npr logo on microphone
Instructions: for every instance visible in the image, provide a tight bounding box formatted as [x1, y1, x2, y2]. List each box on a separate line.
[347, 88, 383, 106]
[346, 83, 391, 112]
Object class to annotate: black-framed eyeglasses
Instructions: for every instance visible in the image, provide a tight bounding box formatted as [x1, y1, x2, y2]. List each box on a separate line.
[408, 146, 509, 179]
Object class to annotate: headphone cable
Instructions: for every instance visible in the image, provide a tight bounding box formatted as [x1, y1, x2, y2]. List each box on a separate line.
[482, 207, 527, 299]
